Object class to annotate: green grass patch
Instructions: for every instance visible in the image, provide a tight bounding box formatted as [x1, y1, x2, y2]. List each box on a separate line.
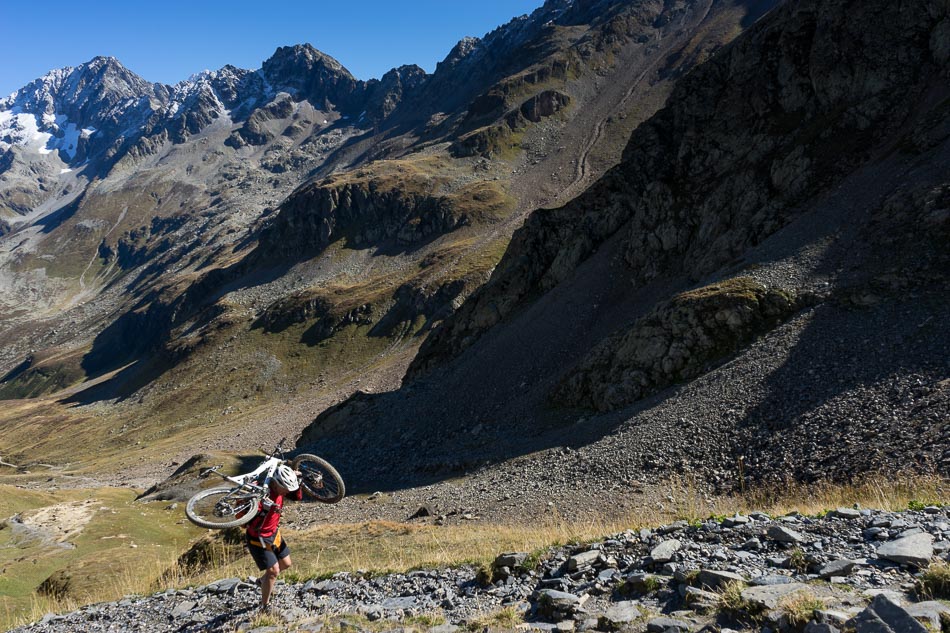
[0, 487, 202, 630]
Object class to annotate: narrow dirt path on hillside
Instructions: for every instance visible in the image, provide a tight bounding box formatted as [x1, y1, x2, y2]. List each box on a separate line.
[562, 1, 713, 200]
[78, 204, 127, 292]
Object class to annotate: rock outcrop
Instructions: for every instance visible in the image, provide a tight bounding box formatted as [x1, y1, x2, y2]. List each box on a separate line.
[256, 178, 467, 261]
[552, 278, 803, 412]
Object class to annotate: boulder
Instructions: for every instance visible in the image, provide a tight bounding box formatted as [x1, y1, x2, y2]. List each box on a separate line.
[495, 552, 529, 569]
[751, 574, 796, 586]
[819, 560, 857, 579]
[536, 589, 582, 618]
[598, 602, 642, 630]
[876, 533, 934, 568]
[696, 569, 746, 590]
[846, 594, 927, 633]
[568, 550, 600, 570]
[829, 508, 862, 520]
[722, 514, 751, 528]
[651, 539, 682, 563]
[903, 601, 950, 631]
[768, 525, 806, 544]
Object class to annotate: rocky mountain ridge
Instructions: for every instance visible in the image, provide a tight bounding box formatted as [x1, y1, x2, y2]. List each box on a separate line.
[11, 506, 950, 632]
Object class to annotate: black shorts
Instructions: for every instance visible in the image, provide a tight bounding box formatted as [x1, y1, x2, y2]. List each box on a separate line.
[246, 531, 290, 571]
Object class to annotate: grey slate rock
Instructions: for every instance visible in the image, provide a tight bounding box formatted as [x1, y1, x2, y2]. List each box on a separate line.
[647, 617, 692, 632]
[597, 568, 620, 583]
[804, 623, 839, 633]
[207, 577, 242, 594]
[569, 550, 600, 570]
[903, 601, 950, 630]
[682, 586, 719, 613]
[816, 610, 854, 627]
[830, 508, 862, 520]
[768, 525, 806, 544]
[740, 583, 811, 609]
[536, 589, 582, 616]
[495, 552, 528, 569]
[598, 601, 642, 630]
[696, 569, 745, 590]
[876, 533, 934, 568]
[171, 600, 197, 617]
[650, 539, 682, 563]
[819, 559, 857, 579]
[428, 625, 461, 633]
[722, 514, 751, 528]
[847, 594, 928, 633]
[311, 579, 345, 593]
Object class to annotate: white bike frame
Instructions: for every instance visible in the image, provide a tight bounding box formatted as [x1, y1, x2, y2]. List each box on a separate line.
[199, 438, 294, 504]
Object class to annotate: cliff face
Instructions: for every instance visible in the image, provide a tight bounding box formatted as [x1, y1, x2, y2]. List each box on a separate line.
[408, 0, 950, 380]
[255, 179, 466, 261]
[551, 278, 804, 412]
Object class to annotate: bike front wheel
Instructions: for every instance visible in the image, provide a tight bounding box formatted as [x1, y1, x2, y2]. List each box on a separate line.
[293, 454, 345, 503]
[185, 487, 260, 529]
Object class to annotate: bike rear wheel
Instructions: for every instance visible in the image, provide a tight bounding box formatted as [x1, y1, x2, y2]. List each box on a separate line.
[293, 454, 345, 503]
[185, 487, 260, 529]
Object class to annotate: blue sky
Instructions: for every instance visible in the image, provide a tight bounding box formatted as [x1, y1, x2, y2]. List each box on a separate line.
[1, 1, 546, 97]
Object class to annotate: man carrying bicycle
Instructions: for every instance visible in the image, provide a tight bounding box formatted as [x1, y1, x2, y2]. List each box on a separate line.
[245, 464, 303, 611]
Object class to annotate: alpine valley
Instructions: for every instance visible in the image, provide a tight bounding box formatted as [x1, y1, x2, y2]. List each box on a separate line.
[1, 0, 948, 630]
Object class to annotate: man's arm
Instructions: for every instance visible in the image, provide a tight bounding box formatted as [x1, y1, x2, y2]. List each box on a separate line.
[291, 473, 304, 501]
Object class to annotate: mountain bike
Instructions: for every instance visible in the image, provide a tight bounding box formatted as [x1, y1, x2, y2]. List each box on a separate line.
[185, 438, 344, 529]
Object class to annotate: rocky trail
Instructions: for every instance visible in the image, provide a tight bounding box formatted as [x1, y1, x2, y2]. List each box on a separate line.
[12, 506, 950, 633]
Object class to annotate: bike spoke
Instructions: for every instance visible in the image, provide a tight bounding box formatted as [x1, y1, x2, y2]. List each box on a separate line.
[192, 491, 256, 524]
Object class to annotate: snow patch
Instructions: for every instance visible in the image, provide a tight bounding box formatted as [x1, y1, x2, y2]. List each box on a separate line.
[0, 110, 54, 154]
[0, 110, 96, 159]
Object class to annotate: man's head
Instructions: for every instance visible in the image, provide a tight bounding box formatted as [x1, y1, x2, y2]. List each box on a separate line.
[272, 464, 299, 493]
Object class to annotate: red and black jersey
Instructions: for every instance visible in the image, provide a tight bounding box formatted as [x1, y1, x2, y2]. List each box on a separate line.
[246, 486, 302, 538]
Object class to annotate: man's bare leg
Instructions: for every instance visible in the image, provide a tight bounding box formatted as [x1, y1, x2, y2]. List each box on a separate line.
[260, 562, 279, 607]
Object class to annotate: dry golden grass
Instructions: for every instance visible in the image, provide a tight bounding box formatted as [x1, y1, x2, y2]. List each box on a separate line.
[465, 605, 525, 631]
[716, 580, 750, 615]
[664, 472, 949, 521]
[777, 591, 826, 629]
[916, 560, 950, 600]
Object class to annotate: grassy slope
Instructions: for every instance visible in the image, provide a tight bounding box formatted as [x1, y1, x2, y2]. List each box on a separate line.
[0, 485, 202, 627]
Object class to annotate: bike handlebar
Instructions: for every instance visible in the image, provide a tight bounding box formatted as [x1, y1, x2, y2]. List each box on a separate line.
[261, 437, 288, 458]
[198, 465, 224, 479]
